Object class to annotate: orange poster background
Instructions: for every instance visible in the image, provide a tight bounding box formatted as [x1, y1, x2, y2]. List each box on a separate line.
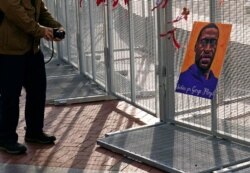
[180, 22, 232, 78]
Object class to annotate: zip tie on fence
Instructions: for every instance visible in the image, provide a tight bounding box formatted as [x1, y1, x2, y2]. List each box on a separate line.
[151, 0, 168, 11]
[160, 28, 180, 49]
[168, 7, 189, 23]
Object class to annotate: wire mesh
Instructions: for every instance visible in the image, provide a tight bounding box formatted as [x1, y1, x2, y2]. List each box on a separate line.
[91, 4, 107, 86]
[64, 1, 79, 67]
[111, 0, 157, 114]
[42, 0, 59, 58]
[112, 1, 132, 100]
[132, 0, 157, 112]
[55, 0, 68, 61]
[79, 1, 92, 76]
[216, 0, 250, 143]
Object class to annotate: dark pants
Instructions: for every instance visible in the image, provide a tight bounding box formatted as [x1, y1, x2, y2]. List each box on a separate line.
[0, 50, 46, 143]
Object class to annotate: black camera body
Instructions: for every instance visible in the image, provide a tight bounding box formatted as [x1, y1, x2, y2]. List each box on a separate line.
[53, 28, 65, 39]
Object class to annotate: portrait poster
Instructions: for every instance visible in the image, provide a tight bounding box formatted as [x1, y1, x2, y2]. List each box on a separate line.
[175, 21, 232, 99]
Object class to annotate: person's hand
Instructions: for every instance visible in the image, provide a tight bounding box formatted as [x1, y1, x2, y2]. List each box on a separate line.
[43, 27, 53, 41]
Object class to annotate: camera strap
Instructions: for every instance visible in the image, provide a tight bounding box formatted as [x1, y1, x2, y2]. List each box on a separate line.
[44, 41, 54, 64]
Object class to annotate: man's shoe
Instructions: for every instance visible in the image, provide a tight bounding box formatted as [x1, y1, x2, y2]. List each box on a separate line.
[25, 132, 56, 144]
[0, 142, 27, 154]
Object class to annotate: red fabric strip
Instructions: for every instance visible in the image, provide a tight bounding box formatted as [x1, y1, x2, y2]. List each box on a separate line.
[113, 0, 119, 8]
[160, 28, 180, 49]
[80, 0, 83, 7]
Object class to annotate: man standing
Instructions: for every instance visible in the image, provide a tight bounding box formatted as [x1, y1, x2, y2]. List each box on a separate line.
[0, 0, 64, 154]
[176, 23, 219, 99]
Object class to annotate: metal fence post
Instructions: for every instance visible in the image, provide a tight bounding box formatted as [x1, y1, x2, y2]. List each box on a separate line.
[210, 0, 218, 136]
[76, 0, 86, 75]
[53, 0, 59, 61]
[88, 0, 97, 79]
[64, 1, 70, 63]
[159, 0, 175, 122]
[105, 0, 114, 94]
[128, 0, 136, 102]
[54, 0, 61, 61]
[158, 9, 166, 122]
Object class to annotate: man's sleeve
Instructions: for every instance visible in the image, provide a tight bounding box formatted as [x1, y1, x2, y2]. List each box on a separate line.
[38, 1, 62, 28]
[0, 0, 45, 38]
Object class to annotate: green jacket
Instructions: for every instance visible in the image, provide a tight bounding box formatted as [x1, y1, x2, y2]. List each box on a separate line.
[0, 0, 62, 55]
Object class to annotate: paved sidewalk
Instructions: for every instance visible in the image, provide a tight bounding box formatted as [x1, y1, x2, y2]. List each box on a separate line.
[0, 163, 121, 173]
[0, 92, 165, 173]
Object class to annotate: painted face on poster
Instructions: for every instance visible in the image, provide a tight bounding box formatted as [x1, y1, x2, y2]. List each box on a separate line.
[175, 22, 232, 99]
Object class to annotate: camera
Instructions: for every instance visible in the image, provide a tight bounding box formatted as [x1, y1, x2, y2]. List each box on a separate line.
[53, 28, 65, 39]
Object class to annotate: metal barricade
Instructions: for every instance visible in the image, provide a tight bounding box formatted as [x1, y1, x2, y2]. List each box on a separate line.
[43, 0, 250, 146]
[44, 0, 158, 115]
